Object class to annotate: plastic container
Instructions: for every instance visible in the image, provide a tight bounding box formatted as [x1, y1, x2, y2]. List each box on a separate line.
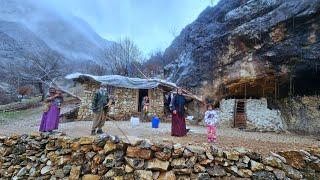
[130, 117, 140, 126]
[151, 116, 160, 128]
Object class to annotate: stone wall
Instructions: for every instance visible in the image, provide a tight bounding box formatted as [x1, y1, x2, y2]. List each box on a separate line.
[148, 88, 164, 117]
[0, 133, 319, 179]
[277, 96, 320, 135]
[245, 99, 285, 132]
[219, 99, 285, 131]
[77, 83, 99, 120]
[113, 88, 139, 117]
[219, 99, 236, 127]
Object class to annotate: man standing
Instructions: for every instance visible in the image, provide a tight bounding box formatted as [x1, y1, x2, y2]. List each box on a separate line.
[91, 84, 109, 135]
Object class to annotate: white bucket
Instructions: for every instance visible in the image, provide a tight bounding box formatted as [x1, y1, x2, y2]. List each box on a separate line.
[130, 117, 140, 126]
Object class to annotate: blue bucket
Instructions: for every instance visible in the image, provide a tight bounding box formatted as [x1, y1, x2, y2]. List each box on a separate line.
[151, 116, 160, 128]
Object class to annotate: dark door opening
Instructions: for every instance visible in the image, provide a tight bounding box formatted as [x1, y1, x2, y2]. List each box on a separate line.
[138, 89, 148, 112]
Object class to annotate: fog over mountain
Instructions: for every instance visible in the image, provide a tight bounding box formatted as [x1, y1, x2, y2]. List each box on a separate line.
[0, 0, 113, 65]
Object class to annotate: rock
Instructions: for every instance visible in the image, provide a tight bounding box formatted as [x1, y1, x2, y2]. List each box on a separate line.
[173, 168, 192, 175]
[265, 166, 273, 171]
[103, 154, 116, 168]
[183, 149, 193, 158]
[29, 167, 37, 177]
[278, 150, 306, 169]
[104, 141, 117, 154]
[125, 157, 145, 170]
[55, 169, 65, 179]
[212, 147, 224, 157]
[57, 155, 71, 166]
[146, 158, 169, 171]
[63, 164, 72, 175]
[69, 166, 81, 180]
[70, 141, 80, 151]
[226, 165, 238, 175]
[309, 159, 320, 171]
[82, 174, 101, 180]
[186, 156, 197, 168]
[41, 166, 51, 175]
[224, 150, 240, 161]
[86, 151, 96, 160]
[282, 164, 303, 179]
[207, 165, 227, 177]
[134, 170, 153, 180]
[233, 147, 249, 156]
[30, 132, 42, 138]
[270, 152, 287, 163]
[237, 169, 252, 178]
[308, 146, 320, 157]
[153, 171, 160, 179]
[242, 156, 251, 164]
[155, 151, 171, 161]
[194, 164, 206, 173]
[125, 165, 134, 173]
[247, 152, 262, 162]
[252, 171, 276, 180]
[205, 149, 214, 160]
[16, 167, 28, 177]
[139, 139, 152, 149]
[186, 145, 205, 154]
[171, 158, 187, 169]
[126, 146, 152, 159]
[250, 160, 265, 171]
[264, 156, 283, 169]
[194, 173, 210, 180]
[273, 169, 286, 180]
[158, 171, 176, 180]
[79, 137, 94, 145]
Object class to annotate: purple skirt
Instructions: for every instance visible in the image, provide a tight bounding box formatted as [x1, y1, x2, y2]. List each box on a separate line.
[171, 114, 187, 137]
[39, 105, 60, 132]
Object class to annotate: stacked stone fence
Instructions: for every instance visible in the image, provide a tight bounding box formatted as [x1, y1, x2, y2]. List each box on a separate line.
[0, 133, 319, 179]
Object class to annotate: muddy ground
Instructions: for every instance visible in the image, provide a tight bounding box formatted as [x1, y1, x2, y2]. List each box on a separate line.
[0, 106, 319, 156]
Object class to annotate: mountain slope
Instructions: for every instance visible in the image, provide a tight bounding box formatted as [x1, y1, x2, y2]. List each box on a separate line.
[0, 0, 111, 63]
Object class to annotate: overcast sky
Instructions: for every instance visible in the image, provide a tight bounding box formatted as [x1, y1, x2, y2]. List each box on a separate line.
[44, 0, 219, 56]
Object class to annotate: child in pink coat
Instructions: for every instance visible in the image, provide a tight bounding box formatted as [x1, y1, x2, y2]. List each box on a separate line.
[204, 104, 219, 143]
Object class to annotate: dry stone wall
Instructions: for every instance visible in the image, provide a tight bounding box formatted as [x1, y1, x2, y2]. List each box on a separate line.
[113, 88, 138, 117]
[219, 99, 285, 132]
[77, 83, 99, 120]
[1, 133, 319, 179]
[245, 98, 284, 132]
[148, 89, 164, 117]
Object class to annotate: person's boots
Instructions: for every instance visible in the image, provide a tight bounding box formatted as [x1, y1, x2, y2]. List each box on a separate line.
[91, 130, 96, 136]
[97, 129, 104, 134]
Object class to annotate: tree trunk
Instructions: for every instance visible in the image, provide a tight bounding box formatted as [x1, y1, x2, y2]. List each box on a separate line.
[38, 82, 45, 101]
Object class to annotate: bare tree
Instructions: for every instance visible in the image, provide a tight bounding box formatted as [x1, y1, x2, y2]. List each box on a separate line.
[105, 37, 142, 77]
[1, 51, 64, 100]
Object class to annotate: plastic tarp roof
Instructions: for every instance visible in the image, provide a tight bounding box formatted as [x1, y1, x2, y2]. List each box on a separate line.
[65, 73, 177, 89]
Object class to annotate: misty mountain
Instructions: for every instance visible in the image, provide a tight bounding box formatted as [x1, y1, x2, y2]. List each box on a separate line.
[0, 0, 112, 65]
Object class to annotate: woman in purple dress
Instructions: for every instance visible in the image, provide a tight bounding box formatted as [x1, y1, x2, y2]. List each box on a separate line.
[39, 87, 63, 132]
[171, 88, 192, 137]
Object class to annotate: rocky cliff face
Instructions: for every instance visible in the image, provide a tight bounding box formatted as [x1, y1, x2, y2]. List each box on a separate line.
[164, 0, 320, 99]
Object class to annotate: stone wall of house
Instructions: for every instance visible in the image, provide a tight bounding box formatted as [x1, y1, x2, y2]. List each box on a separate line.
[148, 88, 164, 117]
[219, 99, 285, 132]
[77, 83, 99, 120]
[1, 133, 319, 179]
[219, 99, 236, 127]
[113, 88, 139, 117]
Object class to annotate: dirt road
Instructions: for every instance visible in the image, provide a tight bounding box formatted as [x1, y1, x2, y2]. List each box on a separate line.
[1, 107, 319, 156]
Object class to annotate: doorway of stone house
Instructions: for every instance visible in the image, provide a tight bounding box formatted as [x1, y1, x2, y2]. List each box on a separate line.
[138, 89, 149, 112]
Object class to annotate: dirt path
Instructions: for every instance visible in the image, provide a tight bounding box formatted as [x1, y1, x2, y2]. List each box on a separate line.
[1, 107, 319, 156]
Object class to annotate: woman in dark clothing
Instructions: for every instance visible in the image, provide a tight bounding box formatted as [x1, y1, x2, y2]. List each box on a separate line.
[171, 88, 191, 137]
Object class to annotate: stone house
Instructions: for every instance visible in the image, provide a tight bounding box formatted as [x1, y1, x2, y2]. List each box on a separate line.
[66, 73, 177, 120]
